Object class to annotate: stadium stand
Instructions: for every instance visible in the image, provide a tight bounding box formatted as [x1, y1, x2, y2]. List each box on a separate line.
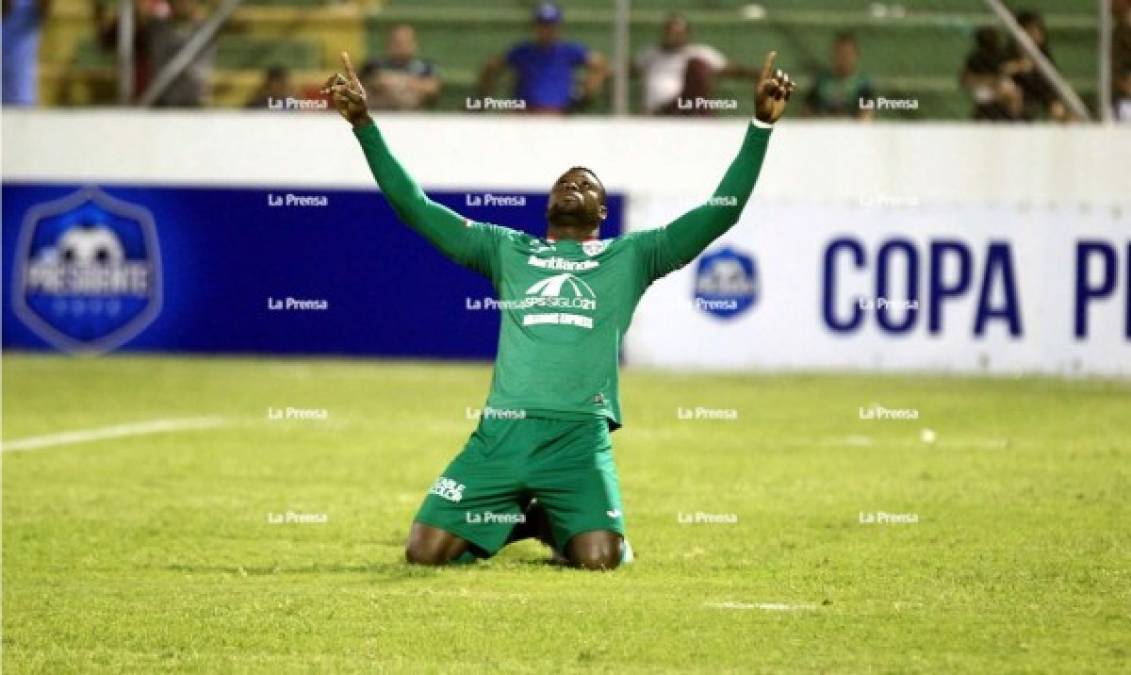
[37, 0, 1099, 118]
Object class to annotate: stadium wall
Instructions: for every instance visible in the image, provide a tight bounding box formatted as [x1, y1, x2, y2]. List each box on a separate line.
[3, 111, 1129, 374]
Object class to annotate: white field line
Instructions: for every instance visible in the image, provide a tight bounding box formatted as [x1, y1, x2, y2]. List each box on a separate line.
[2, 417, 229, 452]
[706, 601, 818, 611]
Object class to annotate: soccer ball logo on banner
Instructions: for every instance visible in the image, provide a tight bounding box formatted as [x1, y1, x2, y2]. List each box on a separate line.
[693, 246, 758, 319]
[11, 186, 163, 353]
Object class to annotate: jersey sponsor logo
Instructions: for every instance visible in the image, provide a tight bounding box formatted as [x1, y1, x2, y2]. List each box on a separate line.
[694, 246, 757, 319]
[582, 240, 609, 257]
[527, 255, 599, 271]
[11, 186, 163, 353]
[521, 272, 597, 329]
[429, 477, 466, 503]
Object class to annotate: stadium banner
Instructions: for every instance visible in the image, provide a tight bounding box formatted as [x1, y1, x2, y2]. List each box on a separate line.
[1, 182, 624, 357]
[627, 198, 1131, 377]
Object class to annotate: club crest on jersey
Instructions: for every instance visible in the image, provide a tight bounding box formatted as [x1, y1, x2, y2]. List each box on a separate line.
[582, 239, 609, 257]
[694, 246, 758, 319]
[11, 186, 163, 353]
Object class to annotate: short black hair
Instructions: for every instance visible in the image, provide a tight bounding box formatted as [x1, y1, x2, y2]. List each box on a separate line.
[834, 31, 857, 46]
[566, 166, 606, 205]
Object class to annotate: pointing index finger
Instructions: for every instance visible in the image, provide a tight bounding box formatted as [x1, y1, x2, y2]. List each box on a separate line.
[760, 50, 778, 82]
[340, 51, 360, 84]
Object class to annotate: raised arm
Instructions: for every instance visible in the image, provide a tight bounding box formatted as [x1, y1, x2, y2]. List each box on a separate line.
[324, 52, 496, 274]
[657, 51, 794, 270]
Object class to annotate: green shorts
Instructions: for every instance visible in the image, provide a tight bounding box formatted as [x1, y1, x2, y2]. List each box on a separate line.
[414, 415, 625, 556]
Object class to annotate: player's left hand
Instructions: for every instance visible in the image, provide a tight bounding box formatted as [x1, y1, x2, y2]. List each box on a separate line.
[754, 51, 794, 124]
[320, 51, 370, 128]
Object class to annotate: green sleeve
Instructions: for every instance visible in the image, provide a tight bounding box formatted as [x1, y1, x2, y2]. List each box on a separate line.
[353, 121, 501, 277]
[638, 122, 773, 281]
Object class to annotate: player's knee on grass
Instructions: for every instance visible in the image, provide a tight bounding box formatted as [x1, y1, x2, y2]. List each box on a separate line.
[566, 530, 622, 570]
[405, 522, 469, 566]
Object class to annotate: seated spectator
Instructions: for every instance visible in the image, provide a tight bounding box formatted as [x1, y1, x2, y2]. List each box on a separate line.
[960, 27, 1023, 121]
[363, 24, 441, 111]
[1001, 10, 1069, 121]
[1116, 71, 1131, 122]
[2, 0, 50, 105]
[635, 13, 761, 115]
[245, 65, 290, 109]
[803, 32, 875, 119]
[1112, 0, 1131, 121]
[143, 0, 214, 107]
[478, 2, 608, 114]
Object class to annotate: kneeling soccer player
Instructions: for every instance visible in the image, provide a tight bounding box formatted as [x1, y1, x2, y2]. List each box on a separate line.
[324, 50, 793, 570]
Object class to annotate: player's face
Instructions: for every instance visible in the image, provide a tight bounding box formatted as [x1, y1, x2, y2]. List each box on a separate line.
[547, 169, 607, 231]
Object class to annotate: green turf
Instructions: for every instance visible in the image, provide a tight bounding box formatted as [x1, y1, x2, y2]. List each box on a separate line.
[2, 353, 1129, 672]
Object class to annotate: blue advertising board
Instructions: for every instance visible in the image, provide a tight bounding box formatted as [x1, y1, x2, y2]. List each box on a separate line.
[2, 182, 624, 358]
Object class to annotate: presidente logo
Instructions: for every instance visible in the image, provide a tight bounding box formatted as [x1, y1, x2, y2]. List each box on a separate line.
[11, 186, 162, 353]
[694, 246, 757, 319]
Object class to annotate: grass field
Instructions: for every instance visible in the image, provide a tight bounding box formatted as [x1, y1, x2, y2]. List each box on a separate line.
[2, 353, 1129, 673]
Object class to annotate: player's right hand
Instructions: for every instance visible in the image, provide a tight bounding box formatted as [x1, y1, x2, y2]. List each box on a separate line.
[321, 51, 370, 128]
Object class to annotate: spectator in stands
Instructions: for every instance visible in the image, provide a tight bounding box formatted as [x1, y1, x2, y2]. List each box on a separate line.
[143, 0, 214, 107]
[1001, 10, 1069, 122]
[803, 32, 875, 119]
[1112, 0, 1131, 121]
[2, 0, 51, 105]
[245, 65, 291, 109]
[1116, 72, 1131, 122]
[634, 13, 762, 115]
[960, 27, 1023, 121]
[362, 24, 441, 111]
[478, 2, 609, 114]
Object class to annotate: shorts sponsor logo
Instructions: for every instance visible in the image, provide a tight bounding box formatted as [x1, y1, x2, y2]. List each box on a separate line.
[694, 246, 757, 319]
[12, 186, 162, 353]
[429, 477, 465, 503]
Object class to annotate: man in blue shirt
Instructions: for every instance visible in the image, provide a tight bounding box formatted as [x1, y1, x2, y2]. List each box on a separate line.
[478, 2, 608, 114]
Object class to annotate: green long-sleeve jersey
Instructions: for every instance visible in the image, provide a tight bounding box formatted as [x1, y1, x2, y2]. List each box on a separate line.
[353, 120, 772, 429]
